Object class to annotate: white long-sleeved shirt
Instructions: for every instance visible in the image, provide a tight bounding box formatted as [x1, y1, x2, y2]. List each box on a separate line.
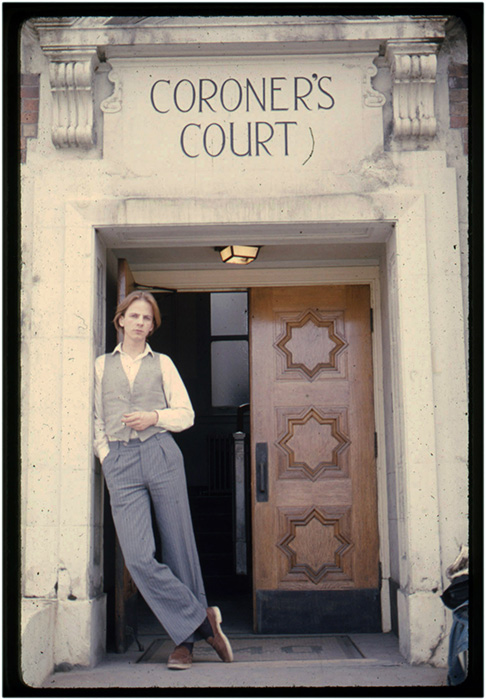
[94, 343, 194, 464]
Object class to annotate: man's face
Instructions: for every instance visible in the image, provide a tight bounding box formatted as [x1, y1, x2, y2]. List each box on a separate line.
[119, 299, 155, 343]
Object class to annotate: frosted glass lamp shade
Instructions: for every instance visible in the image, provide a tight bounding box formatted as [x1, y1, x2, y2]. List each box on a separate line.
[219, 245, 260, 265]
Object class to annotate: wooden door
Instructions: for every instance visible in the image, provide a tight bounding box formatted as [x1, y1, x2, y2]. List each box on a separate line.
[114, 259, 139, 652]
[250, 285, 380, 633]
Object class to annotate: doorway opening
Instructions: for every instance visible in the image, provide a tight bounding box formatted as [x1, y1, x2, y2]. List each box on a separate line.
[100, 246, 389, 647]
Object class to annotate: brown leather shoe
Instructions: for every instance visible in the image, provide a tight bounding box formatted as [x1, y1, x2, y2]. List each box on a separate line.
[167, 644, 193, 670]
[206, 606, 233, 662]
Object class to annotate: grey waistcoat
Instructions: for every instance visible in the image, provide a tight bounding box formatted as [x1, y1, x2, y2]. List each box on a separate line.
[102, 352, 168, 442]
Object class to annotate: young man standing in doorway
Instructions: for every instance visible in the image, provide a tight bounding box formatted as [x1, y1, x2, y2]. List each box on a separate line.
[94, 290, 233, 670]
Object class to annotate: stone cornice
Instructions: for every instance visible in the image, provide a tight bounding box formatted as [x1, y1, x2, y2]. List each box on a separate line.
[31, 15, 447, 58]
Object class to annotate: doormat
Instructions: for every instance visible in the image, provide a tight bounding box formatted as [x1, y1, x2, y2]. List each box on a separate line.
[137, 635, 364, 664]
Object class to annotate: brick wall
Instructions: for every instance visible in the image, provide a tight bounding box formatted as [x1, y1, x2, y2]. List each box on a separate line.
[448, 63, 468, 155]
[21, 74, 40, 163]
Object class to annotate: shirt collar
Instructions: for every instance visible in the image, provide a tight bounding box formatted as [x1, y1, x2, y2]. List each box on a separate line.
[112, 342, 154, 360]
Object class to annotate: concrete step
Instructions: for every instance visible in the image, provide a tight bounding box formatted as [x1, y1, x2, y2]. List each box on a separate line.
[42, 633, 448, 689]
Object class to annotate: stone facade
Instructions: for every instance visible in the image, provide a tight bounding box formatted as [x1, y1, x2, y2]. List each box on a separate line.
[19, 15, 469, 687]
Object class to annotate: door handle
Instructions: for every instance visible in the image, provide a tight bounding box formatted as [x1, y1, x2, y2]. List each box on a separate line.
[256, 442, 269, 502]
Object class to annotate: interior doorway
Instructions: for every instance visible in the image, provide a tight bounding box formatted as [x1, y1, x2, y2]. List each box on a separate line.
[149, 290, 253, 629]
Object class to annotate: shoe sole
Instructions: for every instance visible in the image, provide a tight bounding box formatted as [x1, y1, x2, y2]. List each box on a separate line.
[210, 606, 234, 663]
[167, 663, 191, 671]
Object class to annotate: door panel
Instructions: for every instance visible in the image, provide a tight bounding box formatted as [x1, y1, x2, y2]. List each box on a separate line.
[250, 285, 380, 632]
[117, 258, 136, 342]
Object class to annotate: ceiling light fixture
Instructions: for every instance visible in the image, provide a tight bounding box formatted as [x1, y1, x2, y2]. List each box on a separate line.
[218, 245, 260, 265]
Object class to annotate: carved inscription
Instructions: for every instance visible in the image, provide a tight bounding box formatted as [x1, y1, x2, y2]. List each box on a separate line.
[150, 73, 336, 158]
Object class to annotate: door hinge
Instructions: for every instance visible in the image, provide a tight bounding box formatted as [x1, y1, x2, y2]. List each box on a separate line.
[374, 432, 378, 459]
[370, 307, 374, 333]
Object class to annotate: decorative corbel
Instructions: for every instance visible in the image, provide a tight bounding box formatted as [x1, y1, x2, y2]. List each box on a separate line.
[100, 66, 122, 114]
[385, 40, 439, 141]
[46, 49, 99, 148]
[362, 60, 386, 108]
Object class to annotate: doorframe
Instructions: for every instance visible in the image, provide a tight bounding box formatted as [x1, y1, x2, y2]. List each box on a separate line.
[98, 249, 392, 632]
[58, 191, 451, 663]
[92, 221, 395, 642]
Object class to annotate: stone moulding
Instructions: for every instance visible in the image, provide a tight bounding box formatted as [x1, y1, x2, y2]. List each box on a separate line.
[100, 67, 122, 114]
[47, 50, 99, 148]
[363, 61, 386, 108]
[385, 40, 439, 141]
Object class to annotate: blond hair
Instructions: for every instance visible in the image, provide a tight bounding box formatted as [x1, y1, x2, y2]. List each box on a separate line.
[113, 290, 161, 336]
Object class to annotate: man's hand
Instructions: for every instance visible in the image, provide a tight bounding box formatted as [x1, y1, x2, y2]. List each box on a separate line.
[122, 411, 158, 432]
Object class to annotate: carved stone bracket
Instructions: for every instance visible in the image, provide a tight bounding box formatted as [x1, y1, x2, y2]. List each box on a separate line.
[100, 67, 122, 114]
[385, 40, 439, 141]
[362, 60, 386, 108]
[47, 49, 99, 148]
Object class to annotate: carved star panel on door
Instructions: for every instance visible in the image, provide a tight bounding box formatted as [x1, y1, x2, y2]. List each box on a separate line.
[274, 309, 348, 381]
[275, 406, 351, 480]
[277, 506, 354, 587]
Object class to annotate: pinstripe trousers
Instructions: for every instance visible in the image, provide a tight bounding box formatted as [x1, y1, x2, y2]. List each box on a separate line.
[102, 432, 208, 645]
